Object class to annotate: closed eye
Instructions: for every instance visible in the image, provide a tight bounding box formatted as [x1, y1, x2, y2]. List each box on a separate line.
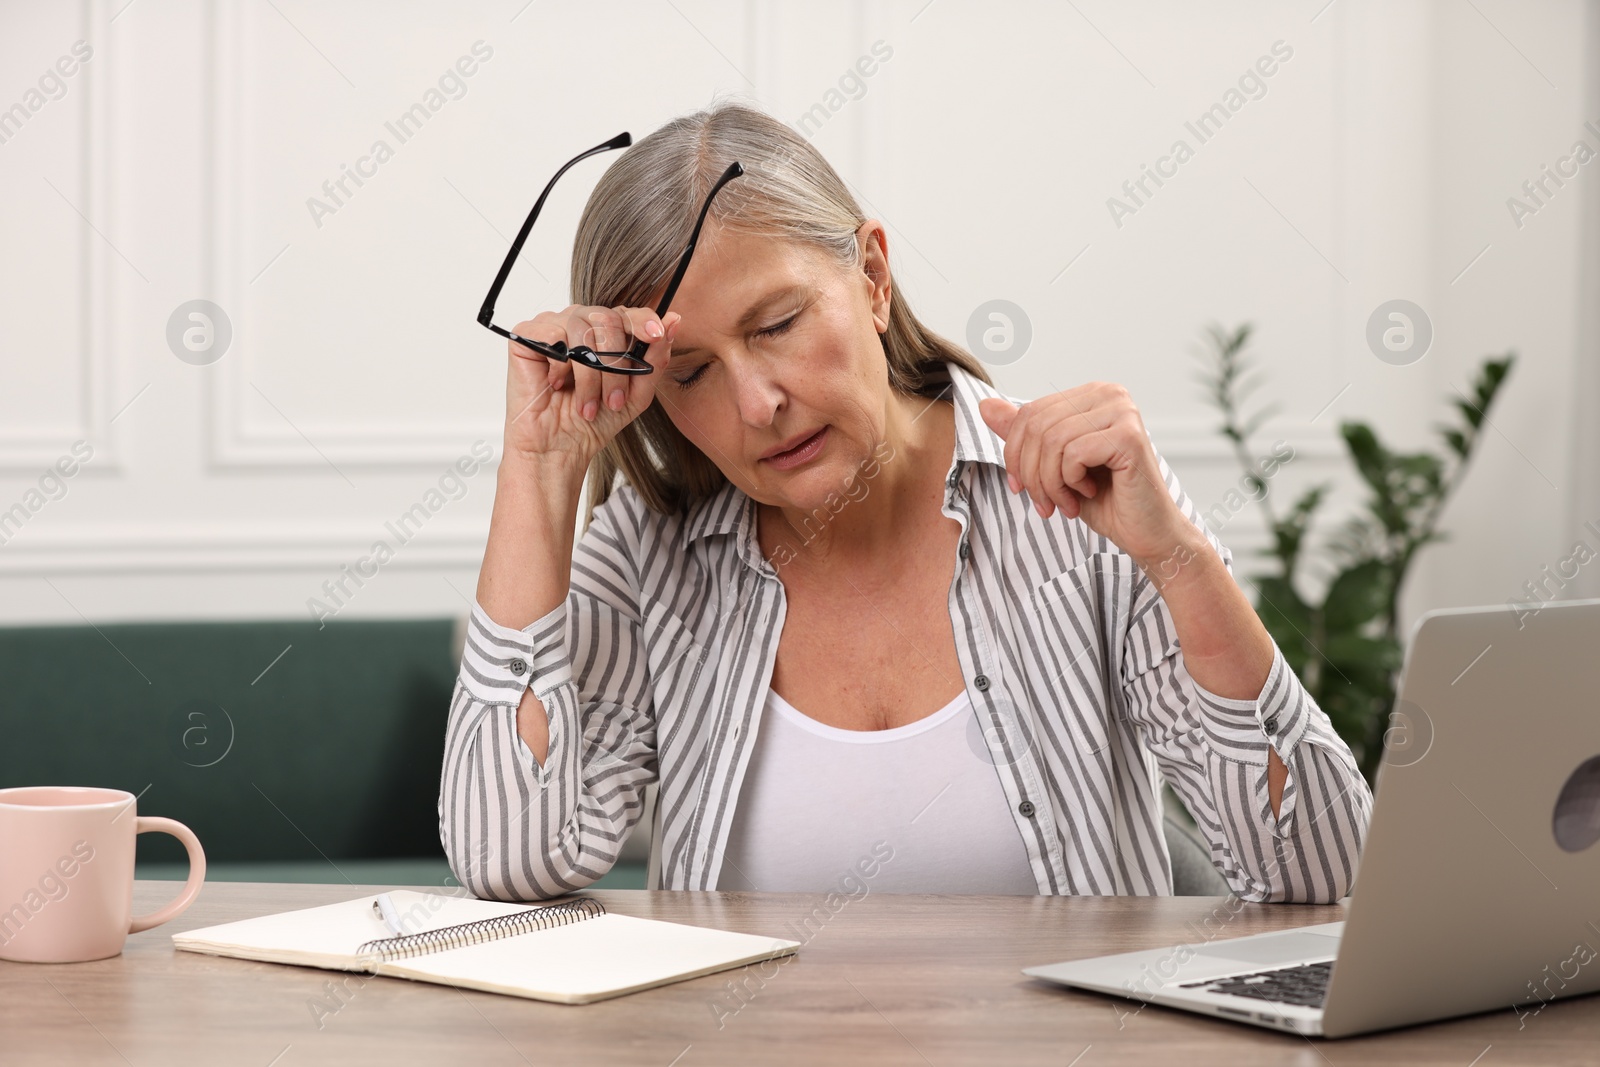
[673, 312, 800, 388]
[757, 314, 797, 338]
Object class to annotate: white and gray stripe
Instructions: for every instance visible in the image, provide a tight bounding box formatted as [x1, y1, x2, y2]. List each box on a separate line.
[439, 361, 1372, 902]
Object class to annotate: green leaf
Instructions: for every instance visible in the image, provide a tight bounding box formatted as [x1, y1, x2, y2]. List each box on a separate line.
[1453, 397, 1484, 431]
[1252, 575, 1310, 618]
[1477, 355, 1514, 407]
[1215, 322, 1252, 356]
[1251, 575, 1315, 653]
[1341, 422, 1408, 538]
[1312, 668, 1392, 756]
[1194, 322, 1274, 453]
[1290, 483, 1329, 518]
[1323, 633, 1402, 684]
[1436, 425, 1469, 459]
[1270, 484, 1328, 576]
[1340, 422, 1388, 494]
[1323, 560, 1392, 631]
[1318, 631, 1402, 768]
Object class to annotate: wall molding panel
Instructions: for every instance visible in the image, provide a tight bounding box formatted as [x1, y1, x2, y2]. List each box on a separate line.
[0, 0, 121, 473]
[203, 0, 499, 472]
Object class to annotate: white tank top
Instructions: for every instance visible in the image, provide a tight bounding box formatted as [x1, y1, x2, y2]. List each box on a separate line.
[718, 686, 1040, 894]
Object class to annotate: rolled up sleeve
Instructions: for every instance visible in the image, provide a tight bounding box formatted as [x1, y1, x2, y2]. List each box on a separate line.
[438, 495, 657, 902]
[1122, 454, 1373, 903]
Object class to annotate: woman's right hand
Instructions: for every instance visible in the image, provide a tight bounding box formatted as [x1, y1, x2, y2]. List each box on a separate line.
[500, 305, 681, 466]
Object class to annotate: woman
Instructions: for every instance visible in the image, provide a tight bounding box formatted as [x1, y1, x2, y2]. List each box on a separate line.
[439, 102, 1371, 902]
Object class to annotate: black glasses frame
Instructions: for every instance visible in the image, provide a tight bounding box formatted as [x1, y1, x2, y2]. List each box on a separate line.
[477, 131, 745, 375]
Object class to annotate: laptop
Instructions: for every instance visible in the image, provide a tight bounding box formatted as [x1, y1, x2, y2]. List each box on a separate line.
[1023, 597, 1600, 1038]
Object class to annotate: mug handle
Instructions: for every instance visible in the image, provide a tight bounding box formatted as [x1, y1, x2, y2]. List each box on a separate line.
[129, 816, 207, 933]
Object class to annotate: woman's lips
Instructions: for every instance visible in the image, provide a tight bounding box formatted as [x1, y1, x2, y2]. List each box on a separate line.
[761, 426, 828, 471]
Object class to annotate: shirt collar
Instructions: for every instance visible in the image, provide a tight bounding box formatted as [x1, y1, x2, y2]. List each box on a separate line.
[682, 360, 1011, 545]
[941, 358, 1010, 472]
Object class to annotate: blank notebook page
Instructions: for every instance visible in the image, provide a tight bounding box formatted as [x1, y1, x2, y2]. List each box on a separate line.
[172, 891, 799, 1004]
[387, 913, 799, 1003]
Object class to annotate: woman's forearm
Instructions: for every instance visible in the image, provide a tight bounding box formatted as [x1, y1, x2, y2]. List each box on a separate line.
[1136, 528, 1274, 696]
[1134, 528, 1290, 816]
[476, 451, 588, 764]
[477, 452, 587, 628]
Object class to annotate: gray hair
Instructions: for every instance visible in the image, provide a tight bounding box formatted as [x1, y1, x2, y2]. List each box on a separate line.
[572, 99, 990, 525]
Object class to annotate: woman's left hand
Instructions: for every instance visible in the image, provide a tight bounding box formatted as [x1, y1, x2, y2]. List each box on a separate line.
[978, 384, 1201, 566]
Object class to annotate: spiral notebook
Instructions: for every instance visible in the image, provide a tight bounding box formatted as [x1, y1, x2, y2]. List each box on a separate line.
[172, 890, 800, 1004]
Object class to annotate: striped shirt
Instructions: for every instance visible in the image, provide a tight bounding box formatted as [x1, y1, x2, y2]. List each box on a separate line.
[439, 361, 1372, 902]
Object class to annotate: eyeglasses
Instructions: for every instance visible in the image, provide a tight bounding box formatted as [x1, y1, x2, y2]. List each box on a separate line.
[477, 131, 745, 375]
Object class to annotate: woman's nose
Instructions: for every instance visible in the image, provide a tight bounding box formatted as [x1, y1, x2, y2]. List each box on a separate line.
[731, 361, 786, 428]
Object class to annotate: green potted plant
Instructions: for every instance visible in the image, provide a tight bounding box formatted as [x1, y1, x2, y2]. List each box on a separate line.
[1197, 323, 1515, 782]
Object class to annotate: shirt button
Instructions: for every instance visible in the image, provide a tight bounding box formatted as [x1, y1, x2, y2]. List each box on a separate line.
[1018, 800, 1036, 818]
[508, 659, 527, 677]
[946, 468, 960, 489]
[974, 674, 990, 692]
[1263, 715, 1279, 732]
[958, 541, 970, 561]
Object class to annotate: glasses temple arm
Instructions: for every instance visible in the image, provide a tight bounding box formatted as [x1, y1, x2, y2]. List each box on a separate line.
[619, 162, 746, 364]
[652, 162, 745, 318]
[477, 131, 632, 327]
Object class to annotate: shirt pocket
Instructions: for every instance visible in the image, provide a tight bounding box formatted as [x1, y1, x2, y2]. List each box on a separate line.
[642, 603, 718, 731]
[1028, 551, 1139, 721]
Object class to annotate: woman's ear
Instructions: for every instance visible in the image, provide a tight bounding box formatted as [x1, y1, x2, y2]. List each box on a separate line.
[857, 220, 891, 333]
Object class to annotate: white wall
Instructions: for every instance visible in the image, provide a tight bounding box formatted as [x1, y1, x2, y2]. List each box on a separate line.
[0, 0, 1592, 632]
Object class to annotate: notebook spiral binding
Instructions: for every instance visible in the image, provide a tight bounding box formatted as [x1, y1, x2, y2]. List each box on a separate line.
[355, 897, 607, 964]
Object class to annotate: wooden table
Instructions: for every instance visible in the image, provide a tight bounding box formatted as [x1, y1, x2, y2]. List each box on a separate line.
[0, 881, 1593, 1065]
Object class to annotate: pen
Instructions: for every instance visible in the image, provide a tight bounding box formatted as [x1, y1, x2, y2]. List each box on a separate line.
[372, 893, 405, 936]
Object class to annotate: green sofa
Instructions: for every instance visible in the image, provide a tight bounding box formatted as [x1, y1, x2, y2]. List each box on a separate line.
[0, 617, 646, 887]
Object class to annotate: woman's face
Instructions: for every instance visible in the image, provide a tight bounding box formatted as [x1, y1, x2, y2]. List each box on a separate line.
[652, 220, 894, 515]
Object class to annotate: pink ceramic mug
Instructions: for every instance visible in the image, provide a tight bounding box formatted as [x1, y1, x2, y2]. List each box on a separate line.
[0, 786, 206, 963]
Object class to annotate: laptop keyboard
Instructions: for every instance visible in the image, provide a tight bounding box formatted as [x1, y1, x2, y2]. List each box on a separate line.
[1179, 959, 1333, 1008]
